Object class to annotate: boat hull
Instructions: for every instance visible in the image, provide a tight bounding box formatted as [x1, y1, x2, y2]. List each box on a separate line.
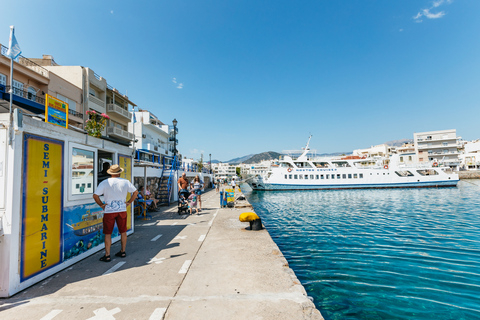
[248, 179, 459, 191]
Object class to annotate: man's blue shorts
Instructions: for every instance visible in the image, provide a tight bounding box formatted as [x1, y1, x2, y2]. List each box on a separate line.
[195, 189, 202, 195]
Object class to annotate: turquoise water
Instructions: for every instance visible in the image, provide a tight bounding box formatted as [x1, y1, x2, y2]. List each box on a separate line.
[244, 180, 480, 320]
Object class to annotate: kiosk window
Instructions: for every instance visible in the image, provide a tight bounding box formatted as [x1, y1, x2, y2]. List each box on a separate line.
[71, 147, 94, 195]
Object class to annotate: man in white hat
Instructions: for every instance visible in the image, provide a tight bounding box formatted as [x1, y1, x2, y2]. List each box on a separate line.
[93, 164, 138, 262]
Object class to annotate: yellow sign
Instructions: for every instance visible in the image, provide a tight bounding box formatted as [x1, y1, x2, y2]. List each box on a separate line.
[118, 155, 133, 230]
[21, 134, 64, 281]
[45, 94, 69, 128]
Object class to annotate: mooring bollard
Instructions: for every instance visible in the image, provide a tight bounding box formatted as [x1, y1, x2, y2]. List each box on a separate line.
[239, 212, 263, 231]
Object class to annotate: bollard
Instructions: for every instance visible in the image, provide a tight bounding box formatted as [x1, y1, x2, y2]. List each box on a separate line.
[220, 191, 224, 207]
[249, 219, 263, 231]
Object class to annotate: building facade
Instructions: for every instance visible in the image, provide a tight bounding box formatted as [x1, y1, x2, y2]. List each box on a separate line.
[414, 129, 461, 169]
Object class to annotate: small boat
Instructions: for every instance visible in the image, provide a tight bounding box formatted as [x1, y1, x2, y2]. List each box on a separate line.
[246, 137, 459, 191]
[70, 209, 103, 236]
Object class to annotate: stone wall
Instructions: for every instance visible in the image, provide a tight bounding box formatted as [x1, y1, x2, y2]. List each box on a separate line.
[458, 170, 480, 179]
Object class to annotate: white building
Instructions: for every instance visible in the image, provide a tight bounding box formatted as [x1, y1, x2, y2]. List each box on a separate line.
[353, 144, 393, 158]
[213, 163, 237, 181]
[460, 140, 480, 170]
[414, 129, 461, 169]
[396, 143, 417, 166]
[240, 160, 273, 176]
[128, 109, 176, 165]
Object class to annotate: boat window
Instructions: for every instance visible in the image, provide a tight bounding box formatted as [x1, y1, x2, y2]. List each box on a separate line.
[321, 175, 324, 179]
[395, 171, 414, 177]
[342, 174, 346, 179]
[285, 175, 287, 179]
[289, 174, 292, 179]
[332, 161, 351, 168]
[359, 174, 363, 178]
[416, 169, 439, 176]
[337, 174, 341, 179]
[294, 174, 298, 179]
[326, 175, 329, 179]
[331, 174, 335, 179]
[313, 162, 330, 168]
[348, 174, 352, 179]
[294, 162, 313, 168]
[315, 175, 319, 179]
[281, 163, 293, 168]
[299, 175, 303, 179]
[304, 175, 308, 179]
[354, 174, 358, 179]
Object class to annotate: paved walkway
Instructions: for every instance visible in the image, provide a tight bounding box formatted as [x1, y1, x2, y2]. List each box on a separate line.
[0, 189, 323, 320]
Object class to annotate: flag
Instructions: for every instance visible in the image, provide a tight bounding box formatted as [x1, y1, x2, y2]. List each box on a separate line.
[6, 26, 22, 60]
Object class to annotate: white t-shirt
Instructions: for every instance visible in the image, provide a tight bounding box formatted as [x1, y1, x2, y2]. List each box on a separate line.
[94, 178, 137, 213]
[231, 179, 236, 187]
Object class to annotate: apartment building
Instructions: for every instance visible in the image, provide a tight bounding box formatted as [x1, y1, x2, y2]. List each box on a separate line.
[33, 55, 134, 144]
[353, 144, 393, 158]
[129, 109, 178, 165]
[213, 163, 237, 181]
[414, 129, 461, 169]
[0, 47, 84, 128]
[396, 142, 417, 165]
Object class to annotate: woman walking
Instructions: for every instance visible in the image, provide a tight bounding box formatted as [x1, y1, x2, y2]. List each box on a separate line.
[191, 175, 204, 212]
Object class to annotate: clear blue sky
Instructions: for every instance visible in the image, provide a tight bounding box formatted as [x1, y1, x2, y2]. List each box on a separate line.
[3, 0, 480, 161]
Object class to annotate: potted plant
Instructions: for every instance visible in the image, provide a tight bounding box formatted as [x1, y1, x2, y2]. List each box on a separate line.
[85, 110, 110, 138]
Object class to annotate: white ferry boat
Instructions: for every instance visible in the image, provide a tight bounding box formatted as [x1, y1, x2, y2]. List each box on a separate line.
[246, 138, 459, 191]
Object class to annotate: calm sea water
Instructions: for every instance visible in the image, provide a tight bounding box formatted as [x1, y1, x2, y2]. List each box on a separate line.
[244, 180, 480, 320]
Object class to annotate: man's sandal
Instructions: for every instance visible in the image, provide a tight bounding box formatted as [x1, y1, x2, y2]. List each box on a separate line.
[115, 251, 126, 258]
[99, 255, 111, 262]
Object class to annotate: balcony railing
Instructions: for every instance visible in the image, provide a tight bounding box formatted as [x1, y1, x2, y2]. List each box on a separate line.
[169, 126, 179, 134]
[68, 109, 83, 119]
[106, 126, 134, 141]
[106, 103, 131, 121]
[4, 85, 45, 105]
[88, 95, 105, 108]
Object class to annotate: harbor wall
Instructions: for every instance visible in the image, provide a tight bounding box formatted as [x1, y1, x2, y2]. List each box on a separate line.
[458, 170, 480, 179]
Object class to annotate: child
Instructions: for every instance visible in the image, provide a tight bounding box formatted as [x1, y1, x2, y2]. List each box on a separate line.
[188, 190, 199, 215]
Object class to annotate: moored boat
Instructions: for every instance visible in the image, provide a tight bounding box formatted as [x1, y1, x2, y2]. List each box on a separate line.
[246, 137, 459, 191]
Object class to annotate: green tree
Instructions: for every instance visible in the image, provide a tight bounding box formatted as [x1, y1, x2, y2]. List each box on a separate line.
[236, 167, 241, 176]
[197, 158, 204, 172]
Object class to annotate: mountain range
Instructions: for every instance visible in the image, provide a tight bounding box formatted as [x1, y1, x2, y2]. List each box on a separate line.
[222, 138, 411, 164]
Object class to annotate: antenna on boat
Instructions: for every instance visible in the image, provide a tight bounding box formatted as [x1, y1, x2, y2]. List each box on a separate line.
[305, 135, 312, 151]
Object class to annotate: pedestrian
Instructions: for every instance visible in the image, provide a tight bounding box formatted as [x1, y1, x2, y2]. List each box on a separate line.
[93, 164, 138, 262]
[215, 178, 220, 193]
[178, 172, 189, 194]
[191, 175, 204, 211]
[231, 177, 236, 191]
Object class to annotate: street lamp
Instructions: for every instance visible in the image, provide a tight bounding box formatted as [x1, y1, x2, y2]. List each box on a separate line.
[209, 153, 212, 174]
[172, 118, 177, 157]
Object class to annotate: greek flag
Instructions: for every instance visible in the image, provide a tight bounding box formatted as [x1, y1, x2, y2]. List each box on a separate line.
[6, 26, 22, 60]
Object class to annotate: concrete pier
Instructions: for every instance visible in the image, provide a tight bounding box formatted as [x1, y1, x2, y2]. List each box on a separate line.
[0, 189, 323, 320]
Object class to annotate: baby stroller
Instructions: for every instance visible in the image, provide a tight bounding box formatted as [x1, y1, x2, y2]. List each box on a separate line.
[178, 189, 190, 214]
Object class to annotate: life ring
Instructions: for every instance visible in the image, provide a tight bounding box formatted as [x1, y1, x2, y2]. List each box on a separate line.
[287, 168, 292, 172]
[384, 165, 388, 169]
[433, 162, 438, 167]
[362, 155, 367, 159]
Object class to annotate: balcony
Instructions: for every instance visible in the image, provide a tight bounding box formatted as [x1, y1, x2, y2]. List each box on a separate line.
[107, 126, 134, 141]
[1, 45, 49, 78]
[0, 85, 45, 113]
[106, 104, 131, 122]
[169, 137, 179, 144]
[88, 95, 105, 109]
[68, 109, 83, 119]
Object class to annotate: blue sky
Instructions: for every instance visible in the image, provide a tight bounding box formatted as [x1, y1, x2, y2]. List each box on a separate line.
[3, 0, 480, 161]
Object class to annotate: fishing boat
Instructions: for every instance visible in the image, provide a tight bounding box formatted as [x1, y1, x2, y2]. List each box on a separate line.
[246, 137, 459, 191]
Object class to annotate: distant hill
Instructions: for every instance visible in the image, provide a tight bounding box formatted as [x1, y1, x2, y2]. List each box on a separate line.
[384, 139, 413, 147]
[226, 154, 255, 164]
[244, 151, 283, 164]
